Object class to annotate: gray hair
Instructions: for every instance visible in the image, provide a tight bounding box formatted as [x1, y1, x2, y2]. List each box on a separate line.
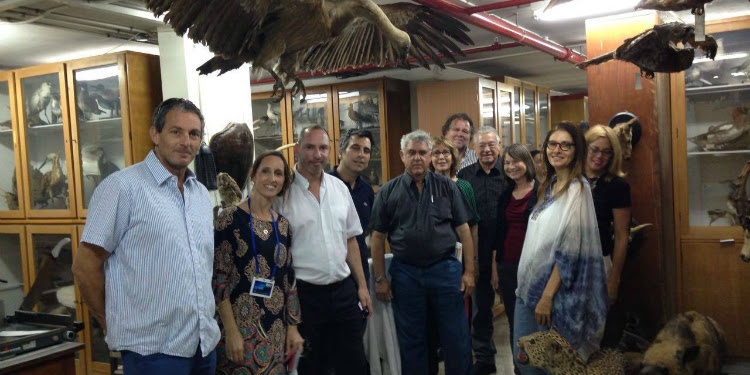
[400, 130, 433, 151]
[474, 126, 500, 143]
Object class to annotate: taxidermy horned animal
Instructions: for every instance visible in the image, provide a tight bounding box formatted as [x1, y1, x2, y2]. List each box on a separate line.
[577, 23, 717, 78]
[146, 0, 473, 102]
[613, 118, 637, 161]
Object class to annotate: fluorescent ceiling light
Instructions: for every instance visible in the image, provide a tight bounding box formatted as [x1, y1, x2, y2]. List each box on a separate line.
[713, 75, 719, 78]
[535, 0, 640, 21]
[694, 52, 748, 64]
[338, 91, 360, 99]
[731, 72, 748, 77]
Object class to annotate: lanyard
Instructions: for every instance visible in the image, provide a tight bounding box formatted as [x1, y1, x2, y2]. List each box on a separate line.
[248, 198, 283, 278]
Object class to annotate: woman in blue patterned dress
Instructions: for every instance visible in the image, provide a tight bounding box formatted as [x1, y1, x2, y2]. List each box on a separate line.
[213, 151, 304, 374]
[513, 122, 608, 375]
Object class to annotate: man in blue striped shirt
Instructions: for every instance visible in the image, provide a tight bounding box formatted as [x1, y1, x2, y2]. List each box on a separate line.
[72, 98, 220, 375]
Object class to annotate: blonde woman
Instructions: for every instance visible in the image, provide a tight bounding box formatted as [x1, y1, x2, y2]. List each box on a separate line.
[513, 122, 607, 375]
[584, 125, 632, 348]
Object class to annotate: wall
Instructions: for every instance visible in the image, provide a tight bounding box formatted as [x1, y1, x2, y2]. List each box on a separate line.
[585, 11, 676, 330]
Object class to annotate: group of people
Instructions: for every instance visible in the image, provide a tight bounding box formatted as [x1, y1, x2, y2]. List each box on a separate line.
[71, 97, 633, 375]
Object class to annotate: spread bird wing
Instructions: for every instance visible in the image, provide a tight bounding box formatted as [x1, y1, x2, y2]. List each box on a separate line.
[145, 0, 279, 59]
[302, 3, 473, 74]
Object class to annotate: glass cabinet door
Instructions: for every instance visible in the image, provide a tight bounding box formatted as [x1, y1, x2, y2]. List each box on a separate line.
[251, 95, 285, 155]
[290, 89, 332, 170]
[0, 72, 24, 218]
[683, 27, 750, 227]
[513, 86, 522, 144]
[0, 226, 27, 313]
[524, 88, 537, 149]
[497, 84, 513, 148]
[16, 65, 76, 218]
[539, 91, 550, 144]
[337, 85, 382, 186]
[69, 60, 127, 216]
[480, 81, 497, 129]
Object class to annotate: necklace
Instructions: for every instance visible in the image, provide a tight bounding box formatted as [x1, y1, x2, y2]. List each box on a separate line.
[587, 175, 600, 191]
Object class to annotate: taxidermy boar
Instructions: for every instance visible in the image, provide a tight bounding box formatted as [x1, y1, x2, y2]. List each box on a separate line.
[640, 311, 725, 375]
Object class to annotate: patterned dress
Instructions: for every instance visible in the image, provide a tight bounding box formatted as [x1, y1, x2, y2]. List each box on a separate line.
[213, 205, 302, 375]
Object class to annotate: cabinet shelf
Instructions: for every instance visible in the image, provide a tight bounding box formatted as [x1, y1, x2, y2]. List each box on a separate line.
[687, 150, 750, 156]
[686, 82, 750, 95]
[27, 123, 64, 130]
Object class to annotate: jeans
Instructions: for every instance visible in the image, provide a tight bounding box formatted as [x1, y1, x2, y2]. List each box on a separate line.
[512, 297, 550, 375]
[391, 257, 472, 375]
[296, 276, 368, 375]
[122, 346, 216, 375]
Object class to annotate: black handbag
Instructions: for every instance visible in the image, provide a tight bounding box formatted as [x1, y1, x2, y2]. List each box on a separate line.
[195, 141, 218, 190]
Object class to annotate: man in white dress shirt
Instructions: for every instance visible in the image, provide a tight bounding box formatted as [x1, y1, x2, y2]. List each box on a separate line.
[276, 125, 372, 374]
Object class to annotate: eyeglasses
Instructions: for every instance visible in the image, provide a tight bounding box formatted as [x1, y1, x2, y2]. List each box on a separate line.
[588, 147, 614, 157]
[547, 141, 574, 151]
[431, 150, 451, 157]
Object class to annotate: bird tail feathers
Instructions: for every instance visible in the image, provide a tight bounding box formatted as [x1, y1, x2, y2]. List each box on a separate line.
[197, 56, 246, 76]
[576, 52, 616, 69]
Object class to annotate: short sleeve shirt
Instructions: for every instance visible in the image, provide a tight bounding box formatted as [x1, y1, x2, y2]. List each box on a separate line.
[589, 175, 632, 257]
[370, 171, 471, 267]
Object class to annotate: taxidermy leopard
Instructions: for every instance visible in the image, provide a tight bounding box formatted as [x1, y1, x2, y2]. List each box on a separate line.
[517, 327, 625, 375]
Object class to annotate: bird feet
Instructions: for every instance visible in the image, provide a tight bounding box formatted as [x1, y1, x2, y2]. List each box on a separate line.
[271, 79, 286, 104]
[290, 78, 307, 104]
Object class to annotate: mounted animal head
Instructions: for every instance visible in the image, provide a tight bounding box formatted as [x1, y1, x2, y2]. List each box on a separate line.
[613, 119, 637, 160]
[640, 345, 701, 375]
[517, 327, 585, 373]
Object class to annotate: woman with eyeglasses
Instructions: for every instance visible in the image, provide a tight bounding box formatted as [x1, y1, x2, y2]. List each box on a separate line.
[513, 122, 608, 375]
[491, 144, 538, 375]
[426, 136, 480, 375]
[584, 125, 632, 348]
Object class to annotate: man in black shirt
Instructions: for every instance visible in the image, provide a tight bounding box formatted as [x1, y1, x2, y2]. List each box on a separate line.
[329, 129, 376, 289]
[371, 130, 475, 375]
[457, 126, 506, 375]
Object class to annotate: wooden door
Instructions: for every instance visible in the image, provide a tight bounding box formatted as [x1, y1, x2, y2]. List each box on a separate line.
[0, 71, 25, 219]
[15, 63, 77, 218]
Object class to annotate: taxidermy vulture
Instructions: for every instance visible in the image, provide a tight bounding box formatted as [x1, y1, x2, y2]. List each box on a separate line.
[146, 0, 473, 102]
[635, 0, 714, 15]
[577, 22, 717, 78]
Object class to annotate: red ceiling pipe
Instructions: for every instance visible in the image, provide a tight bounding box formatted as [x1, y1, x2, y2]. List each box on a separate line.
[413, 0, 586, 64]
[464, 0, 544, 14]
[251, 42, 523, 85]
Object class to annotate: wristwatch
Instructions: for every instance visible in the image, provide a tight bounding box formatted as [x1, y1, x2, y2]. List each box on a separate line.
[374, 275, 386, 283]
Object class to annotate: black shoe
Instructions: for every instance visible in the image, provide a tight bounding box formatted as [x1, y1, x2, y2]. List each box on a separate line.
[473, 362, 497, 375]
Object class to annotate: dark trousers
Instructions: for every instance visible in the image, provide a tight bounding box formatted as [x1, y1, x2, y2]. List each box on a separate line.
[498, 261, 520, 374]
[297, 276, 368, 375]
[601, 301, 627, 348]
[471, 251, 496, 366]
[122, 345, 216, 375]
[391, 257, 472, 375]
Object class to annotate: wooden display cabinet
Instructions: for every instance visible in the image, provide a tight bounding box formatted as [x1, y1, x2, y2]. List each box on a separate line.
[670, 16, 750, 358]
[24, 225, 86, 374]
[503, 77, 551, 150]
[0, 71, 25, 219]
[0, 225, 29, 312]
[66, 52, 161, 218]
[15, 63, 77, 219]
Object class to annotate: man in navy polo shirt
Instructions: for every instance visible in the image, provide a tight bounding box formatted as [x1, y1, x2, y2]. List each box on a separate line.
[328, 129, 375, 288]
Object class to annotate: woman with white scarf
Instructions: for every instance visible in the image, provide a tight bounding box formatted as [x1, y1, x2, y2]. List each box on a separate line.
[513, 122, 609, 375]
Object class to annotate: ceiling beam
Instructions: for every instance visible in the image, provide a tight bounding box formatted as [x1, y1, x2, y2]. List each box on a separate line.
[0, 0, 40, 12]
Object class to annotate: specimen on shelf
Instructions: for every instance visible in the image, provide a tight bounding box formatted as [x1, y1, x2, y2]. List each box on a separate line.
[39, 153, 68, 207]
[707, 208, 737, 226]
[209, 122, 254, 191]
[217, 172, 242, 209]
[577, 23, 717, 78]
[1, 170, 18, 210]
[145, 0, 473, 102]
[730, 161, 750, 262]
[347, 102, 378, 129]
[26, 81, 53, 126]
[688, 107, 749, 151]
[77, 83, 105, 121]
[81, 145, 120, 187]
[90, 83, 120, 118]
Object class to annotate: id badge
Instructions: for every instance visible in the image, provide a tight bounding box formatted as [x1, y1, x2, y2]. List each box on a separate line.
[250, 277, 275, 299]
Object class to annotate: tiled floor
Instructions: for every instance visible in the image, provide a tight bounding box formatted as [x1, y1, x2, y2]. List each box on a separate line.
[438, 314, 515, 375]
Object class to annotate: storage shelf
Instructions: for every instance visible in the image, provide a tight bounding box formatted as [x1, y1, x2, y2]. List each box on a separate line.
[687, 149, 750, 156]
[686, 82, 750, 95]
[27, 123, 63, 129]
[78, 117, 122, 125]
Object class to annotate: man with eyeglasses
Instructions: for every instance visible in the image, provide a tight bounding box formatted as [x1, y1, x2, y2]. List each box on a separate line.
[457, 126, 506, 375]
[442, 113, 478, 171]
[370, 130, 475, 375]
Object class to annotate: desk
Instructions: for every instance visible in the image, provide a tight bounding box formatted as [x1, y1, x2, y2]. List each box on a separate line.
[0, 341, 84, 375]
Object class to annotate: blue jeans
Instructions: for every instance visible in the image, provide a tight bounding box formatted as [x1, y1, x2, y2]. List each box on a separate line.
[122, 345, 216, 375]
[390, 257, 472, 375]
[513, 297, 549, 375]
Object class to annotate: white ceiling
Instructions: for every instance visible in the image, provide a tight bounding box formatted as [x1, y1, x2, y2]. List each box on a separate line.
[1, 0, 749, 94]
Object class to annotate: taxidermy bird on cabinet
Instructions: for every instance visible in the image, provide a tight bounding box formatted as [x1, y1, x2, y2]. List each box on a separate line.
[347, 103, 377, 129]
[635, 0, 714, 15]
[81, 146, 120, 187]
[689, 107, 749, 151]
[45, 96, 62, 125]
[39, 153, 66, 205]
[27, 82, 53, 125]
[145, 0, 473, 102]
[217, 172, 243, 208]
[78, 84, 104, 120]
[91, 84, 120, 117]
[266, 103, 280, 125]
[577, 23, 717, 78]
